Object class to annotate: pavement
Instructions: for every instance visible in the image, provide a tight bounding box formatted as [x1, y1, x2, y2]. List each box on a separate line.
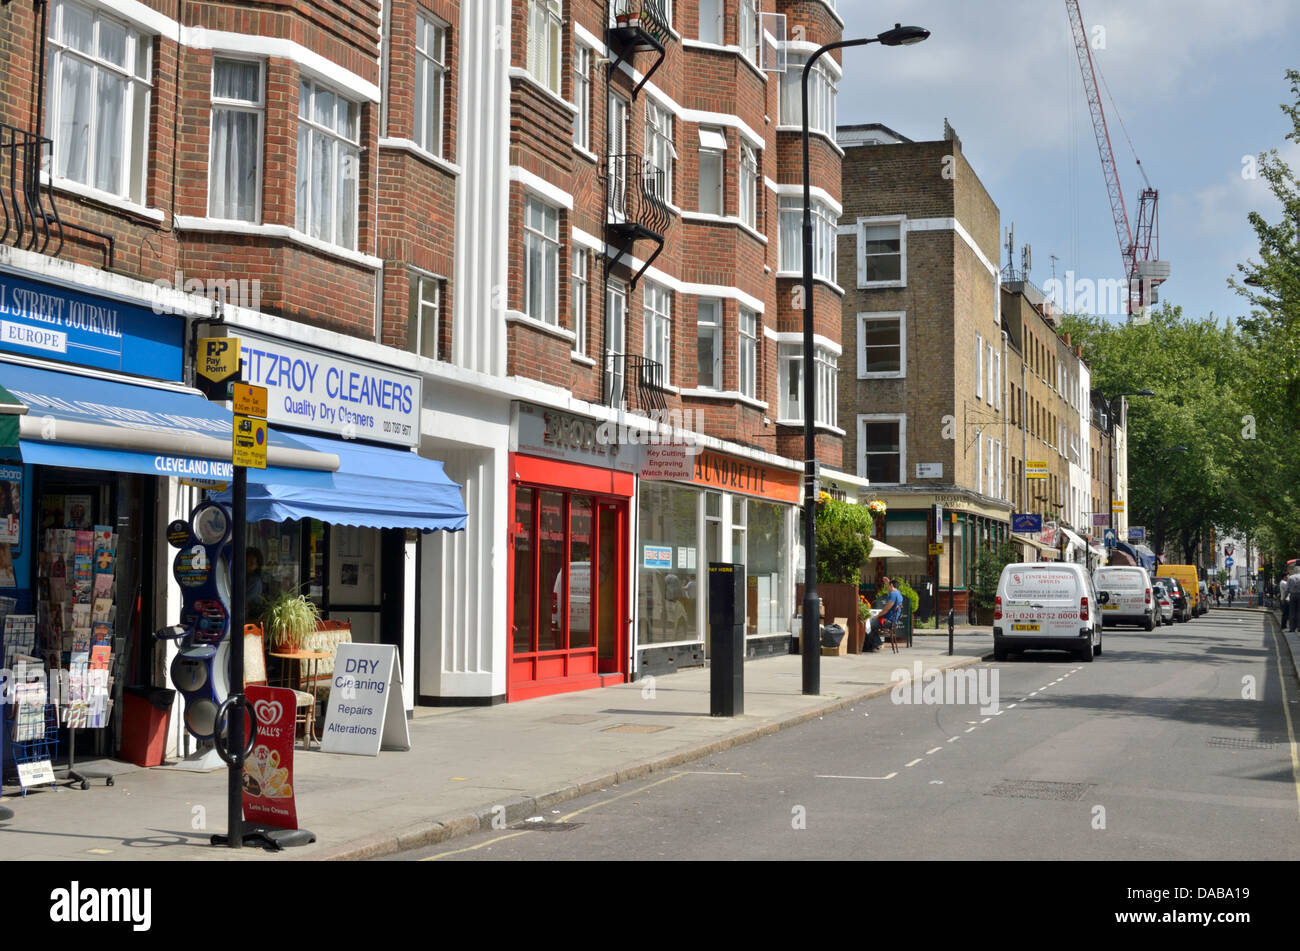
[0, 628, 992, 861]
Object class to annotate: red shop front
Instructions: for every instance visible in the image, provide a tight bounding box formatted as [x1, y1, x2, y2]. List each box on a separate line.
[508, 404, 635, 701]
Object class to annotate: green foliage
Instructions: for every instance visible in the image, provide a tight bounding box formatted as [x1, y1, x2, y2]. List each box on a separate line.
[815, 498, 874, 584]
[896, 578, 920, 614]
[261, 591, 321, 651]
[970, 541, 1018, 611]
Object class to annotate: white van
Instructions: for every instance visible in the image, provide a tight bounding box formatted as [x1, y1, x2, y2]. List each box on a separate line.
[993, 562, 1102, 663]
[1093, 566, 1156, 630]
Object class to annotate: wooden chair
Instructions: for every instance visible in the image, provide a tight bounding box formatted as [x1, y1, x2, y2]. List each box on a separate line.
[243, 623, 316, 749]
[298, 620, 353, 737]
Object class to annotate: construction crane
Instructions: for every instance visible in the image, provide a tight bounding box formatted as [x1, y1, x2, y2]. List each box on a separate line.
[1065, 0, 1170, 318]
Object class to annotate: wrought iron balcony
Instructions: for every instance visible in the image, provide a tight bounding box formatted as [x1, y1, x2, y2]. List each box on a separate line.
[0, 123, 63, 258]
[606, 0, 672, 97]
[603, 353, 668, 413]
[603, 154, 670, 287]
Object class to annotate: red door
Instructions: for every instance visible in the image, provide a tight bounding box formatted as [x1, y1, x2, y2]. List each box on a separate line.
[508, 479, 628, 701]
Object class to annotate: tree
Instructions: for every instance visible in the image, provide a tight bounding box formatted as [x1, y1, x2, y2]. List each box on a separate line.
[815, 496, 874, 584]
[1231, 68, 1300, 557]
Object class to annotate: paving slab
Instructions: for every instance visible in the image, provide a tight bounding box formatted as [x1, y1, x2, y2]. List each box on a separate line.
[0, 634, 991, 861]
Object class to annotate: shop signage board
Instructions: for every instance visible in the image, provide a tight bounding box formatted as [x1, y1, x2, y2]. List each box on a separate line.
[236, 332, 421, 447]
[232, 415, 267, 469]
[640, 443, 695, 481]
[687, 449, 800, 503]
[1012, 513, 1043, 534]
[1128, 526, 1146, 541]
[1026, 461, 1049, 480]
[1093, 512, 1110, 527]
[1112, 500, 1125, 513]
[320, 643, 410, 756]
[915, 463, 943, 479]
[197, 337, 241, 402]
[17, 759, 55, 790]
[512, 402, 638, 473]
[0, 271, 185, 378]
[243, 685, 299, 830]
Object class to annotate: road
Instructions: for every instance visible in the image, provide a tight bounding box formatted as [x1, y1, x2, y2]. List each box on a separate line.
[397, 610, 1300, 860]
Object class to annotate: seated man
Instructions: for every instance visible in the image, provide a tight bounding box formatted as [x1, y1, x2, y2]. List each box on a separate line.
[883, 577, 905, 636]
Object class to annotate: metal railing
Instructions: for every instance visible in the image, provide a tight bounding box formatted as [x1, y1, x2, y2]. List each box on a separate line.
[603, 353, 668, 412]
[0, 123, 63, 257]
[610, 0, 672, 46]
[605, 154, 670, 241]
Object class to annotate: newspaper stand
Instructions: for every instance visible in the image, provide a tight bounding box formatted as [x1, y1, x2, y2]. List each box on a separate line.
[4, 702, 59, 796]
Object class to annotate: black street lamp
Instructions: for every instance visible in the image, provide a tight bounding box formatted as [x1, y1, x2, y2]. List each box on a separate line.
[800, 24, 929, 697]
[1102, 389, 1153, 560]
[1151, 444, 1189, 561]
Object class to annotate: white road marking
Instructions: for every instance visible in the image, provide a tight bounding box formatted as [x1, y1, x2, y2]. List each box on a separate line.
[948, 736, 961, 743]
[675, 771, 745, 776]
[905, 758, 923, 767]
[981, 718, 991, 723]
[816, 773, 897, 780]
[1007, 703, 1018, 709]
[926, 747, 942, 755]
[964, 727, 977, 733]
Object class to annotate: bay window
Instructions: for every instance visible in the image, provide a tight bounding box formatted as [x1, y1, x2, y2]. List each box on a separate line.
[296, 79, 361, 249]
[780, 197, 838, 282]
[46, 0, 152, 204]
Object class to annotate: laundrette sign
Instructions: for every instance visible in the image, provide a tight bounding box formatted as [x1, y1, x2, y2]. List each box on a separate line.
[0, 272, 183, 378]
[238, 334, 421, 448]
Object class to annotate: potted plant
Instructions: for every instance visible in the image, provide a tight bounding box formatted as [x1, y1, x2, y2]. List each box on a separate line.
[261, 591, 321, 654]
[616, 10, 631, 27]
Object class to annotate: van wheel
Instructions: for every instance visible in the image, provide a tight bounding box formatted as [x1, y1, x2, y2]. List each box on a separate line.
[1144, 616, 1154, 631]
[1095, 633, 1103, 656]
[994, 648, 1007, 662]
[1079, 640, 1094, 662]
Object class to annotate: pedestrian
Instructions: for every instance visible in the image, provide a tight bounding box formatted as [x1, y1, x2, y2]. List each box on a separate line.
[884, 576, 905, 633]
[1290, 571, 1300, 633]
[1283, 575, 1292, 630]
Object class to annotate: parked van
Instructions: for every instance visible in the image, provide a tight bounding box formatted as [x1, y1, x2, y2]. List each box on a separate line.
[1163, 565, 1202, 617]
[1093, 565, 1157, 631]
[993, 562, 1103, 663]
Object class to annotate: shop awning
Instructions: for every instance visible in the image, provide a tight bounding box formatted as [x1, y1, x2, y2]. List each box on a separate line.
[218, 432, 467, 532]
[1060, 527, 1087, 553]
[0, 384, 22, 448]
[0, 359, 337, 486]
[1015, 534, 1059, 557]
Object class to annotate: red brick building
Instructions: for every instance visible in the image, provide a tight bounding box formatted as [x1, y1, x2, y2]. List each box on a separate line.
[0, 0, 845, 716]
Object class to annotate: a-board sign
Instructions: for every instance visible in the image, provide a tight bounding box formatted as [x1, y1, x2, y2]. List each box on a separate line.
[232, 414, 267, 469]
[242, 685, 299, 830]
[320, 643, 411, 756]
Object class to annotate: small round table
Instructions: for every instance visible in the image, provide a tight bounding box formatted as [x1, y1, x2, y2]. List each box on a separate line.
[269, 650, 331, 749]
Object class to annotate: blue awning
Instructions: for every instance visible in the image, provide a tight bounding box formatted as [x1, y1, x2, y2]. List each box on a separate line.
[0, 359, 335, 487]
[216, 433, 467, 531]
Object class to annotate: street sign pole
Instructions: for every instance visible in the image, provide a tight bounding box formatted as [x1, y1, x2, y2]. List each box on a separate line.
[225, 464, 246, 849]
[948, 512, 956, 656]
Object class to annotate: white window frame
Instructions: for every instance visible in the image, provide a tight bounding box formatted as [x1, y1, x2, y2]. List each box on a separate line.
[409, 270, 443, 361]
[644, 281, 673, 384]
[986, 342, 995, 406]
[645, 98, 675, 204]
[527, 0, 563, 95]
[857, 311, 905, 379]
[697, 126, 726, 215]
[523, 195, 561, 325]
[780, 53, 837, 138]
[296, 78, 362, 250]
[46, 0, 153, 204]
[975, 430, 983, 494]
[780, 197, 837, 282]
[816, 347, 838, 429]
[698, 0, 722, 44]
[739, 0, 759, 65]
[856, 215, 906, 288]
[975, 333, 983, 399]
[572, 248, 588, 355]
[606, 279, 628, 406]
[208, 57, 264, 223]
[778, 343, 802, 422]
[739, 142, 758, 230]
[697, 298, 722, 389]
[858, 414, 906, 486]
[738, 308, 758, 399]
[414, 10, 448, 158]
[573, 44, 591, 151]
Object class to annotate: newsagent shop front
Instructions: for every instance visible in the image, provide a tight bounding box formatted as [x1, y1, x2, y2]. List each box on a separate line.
[508, 403, 635, 701]
[0, 267, 335, 784]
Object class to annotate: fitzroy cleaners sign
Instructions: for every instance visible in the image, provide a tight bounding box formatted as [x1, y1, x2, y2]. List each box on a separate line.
[237, 333, 421, 447]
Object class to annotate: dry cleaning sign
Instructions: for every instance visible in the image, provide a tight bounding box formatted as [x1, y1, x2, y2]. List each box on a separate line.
[320, 643, 411, 756]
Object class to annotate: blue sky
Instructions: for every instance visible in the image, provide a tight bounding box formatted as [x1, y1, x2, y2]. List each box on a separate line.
[836, 0, 1300, 323]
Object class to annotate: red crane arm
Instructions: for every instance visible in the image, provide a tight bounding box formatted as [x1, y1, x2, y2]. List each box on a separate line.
[1066, 0, 1134, 279]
